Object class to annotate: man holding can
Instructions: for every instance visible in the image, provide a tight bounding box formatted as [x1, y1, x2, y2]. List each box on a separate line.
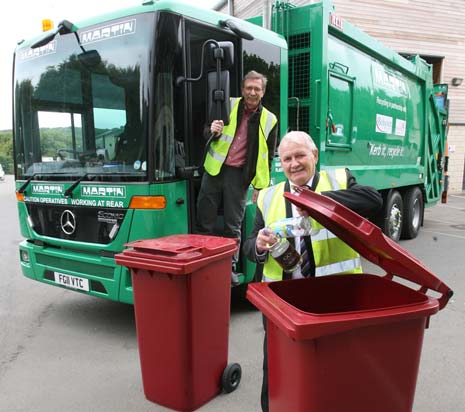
[243, 130, 382, 412]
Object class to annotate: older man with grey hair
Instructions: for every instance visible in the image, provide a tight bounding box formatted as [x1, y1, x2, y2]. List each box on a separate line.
[243, 130, 382, 412]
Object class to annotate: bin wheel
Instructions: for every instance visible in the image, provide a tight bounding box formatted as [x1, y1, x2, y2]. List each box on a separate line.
[222, 363, 242, 393]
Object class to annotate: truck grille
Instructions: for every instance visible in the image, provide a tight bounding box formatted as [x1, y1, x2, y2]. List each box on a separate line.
[26, 204, 127, 244]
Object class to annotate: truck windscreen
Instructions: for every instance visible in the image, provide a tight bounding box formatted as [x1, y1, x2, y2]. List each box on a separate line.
[13, 13, 155, 182]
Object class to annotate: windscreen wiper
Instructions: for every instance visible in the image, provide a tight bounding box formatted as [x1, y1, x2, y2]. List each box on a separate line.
[17, 173, 42, 194]
[64, 173, 95, 198]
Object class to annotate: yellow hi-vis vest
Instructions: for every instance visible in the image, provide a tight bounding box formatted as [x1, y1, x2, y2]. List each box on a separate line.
[257, 169, 362, 282]
[203, 97, 277, 189]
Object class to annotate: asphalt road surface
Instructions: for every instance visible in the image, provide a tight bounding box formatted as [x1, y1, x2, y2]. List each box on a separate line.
[1, 174, 464, 411]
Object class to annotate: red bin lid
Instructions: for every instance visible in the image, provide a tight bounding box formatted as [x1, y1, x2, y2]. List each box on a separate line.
[115, 234, 237, 275]
[284, 189, 452, 309]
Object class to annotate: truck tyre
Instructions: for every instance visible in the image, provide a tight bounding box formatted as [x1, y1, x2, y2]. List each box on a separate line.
[382, 190, 403, 242]
[401, 187, 423, 240]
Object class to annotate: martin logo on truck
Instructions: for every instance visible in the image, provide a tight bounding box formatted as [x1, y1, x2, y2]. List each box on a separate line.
[31, 184, 63, 195]
[80, 19, 136, 45]
[19, 41, 56, 60]
[81, 186, 126, 197]
[373, 66, 409, 96]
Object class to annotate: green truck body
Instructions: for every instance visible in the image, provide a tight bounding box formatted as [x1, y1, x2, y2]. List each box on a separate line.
[12, 0, 447, 303]
[265, 1, 448, 241]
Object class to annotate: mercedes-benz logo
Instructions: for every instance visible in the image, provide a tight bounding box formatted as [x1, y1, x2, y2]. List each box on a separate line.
[60, 210, 76, 235]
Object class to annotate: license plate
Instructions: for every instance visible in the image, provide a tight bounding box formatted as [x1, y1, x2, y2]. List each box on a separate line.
[54, 272, 90, 292]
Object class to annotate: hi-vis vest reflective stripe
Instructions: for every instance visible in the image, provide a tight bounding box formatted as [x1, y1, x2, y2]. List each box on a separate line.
[203, 97, 277, 188]
[257, 169, 362, 282]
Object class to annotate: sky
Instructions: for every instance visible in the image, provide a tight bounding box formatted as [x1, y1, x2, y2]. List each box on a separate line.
[0, 0, 220, 130]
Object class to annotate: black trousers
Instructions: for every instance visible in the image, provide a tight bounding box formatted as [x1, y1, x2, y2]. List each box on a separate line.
[196, 165, 248, 263]
[261, 315, 269, 412]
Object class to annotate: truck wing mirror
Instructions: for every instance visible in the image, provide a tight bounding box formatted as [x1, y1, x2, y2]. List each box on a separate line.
[78, 50, 102, 68]
[207, 70, 230, 124]
[176, 39, 232, 124]
[206, 41, 232, 124]
[206, 41, 234, 70]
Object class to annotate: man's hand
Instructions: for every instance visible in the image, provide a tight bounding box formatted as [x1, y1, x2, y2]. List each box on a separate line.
[256, 228, 277, 253]
[210, 120, 224, 137]
[252, 188, 260, 204]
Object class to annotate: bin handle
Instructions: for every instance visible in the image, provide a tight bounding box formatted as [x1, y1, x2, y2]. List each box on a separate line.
[384, 273, 453, 310]
[127, 242, 201, 256]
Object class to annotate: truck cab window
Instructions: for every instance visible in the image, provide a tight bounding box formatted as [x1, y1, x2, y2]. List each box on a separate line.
[37, 111, 83, 162]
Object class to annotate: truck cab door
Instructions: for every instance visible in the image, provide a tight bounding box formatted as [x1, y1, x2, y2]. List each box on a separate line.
[326, 68, 354, 150]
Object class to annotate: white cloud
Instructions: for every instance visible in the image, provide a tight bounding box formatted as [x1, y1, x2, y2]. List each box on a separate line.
[0, 0, 220, 130]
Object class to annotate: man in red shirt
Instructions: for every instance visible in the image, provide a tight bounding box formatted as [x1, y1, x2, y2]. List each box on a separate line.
[197, 71, 278, 285]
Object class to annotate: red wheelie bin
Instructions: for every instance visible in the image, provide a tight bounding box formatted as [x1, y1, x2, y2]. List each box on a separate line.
[115, 234, 241, 412]
[247, 189, 453, 412]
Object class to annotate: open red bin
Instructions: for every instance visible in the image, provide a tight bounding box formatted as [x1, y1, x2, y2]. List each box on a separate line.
[247, 189, 453, 412]
[115, 234, 240, 412]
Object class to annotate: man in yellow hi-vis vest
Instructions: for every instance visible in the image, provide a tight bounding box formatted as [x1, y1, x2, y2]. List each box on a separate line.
[243, 131, 382, 412]
[197, 71, 278, 285]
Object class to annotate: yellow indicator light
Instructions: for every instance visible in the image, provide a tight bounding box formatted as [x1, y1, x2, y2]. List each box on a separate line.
[42, 19, 54, 32]
[16, 191, 24, 202]
[129, 196, 167, 209]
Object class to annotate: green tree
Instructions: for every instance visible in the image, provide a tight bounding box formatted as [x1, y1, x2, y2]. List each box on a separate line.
[0, 130, 13, 173]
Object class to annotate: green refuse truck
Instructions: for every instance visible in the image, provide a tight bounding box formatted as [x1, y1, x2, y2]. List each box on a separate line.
[12, 0, 448, 303]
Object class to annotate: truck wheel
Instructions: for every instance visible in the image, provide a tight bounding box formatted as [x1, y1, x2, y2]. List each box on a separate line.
[383, 190, 403, 241]
[401, 187, 423, 240]
[222, 363, 242, 393]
